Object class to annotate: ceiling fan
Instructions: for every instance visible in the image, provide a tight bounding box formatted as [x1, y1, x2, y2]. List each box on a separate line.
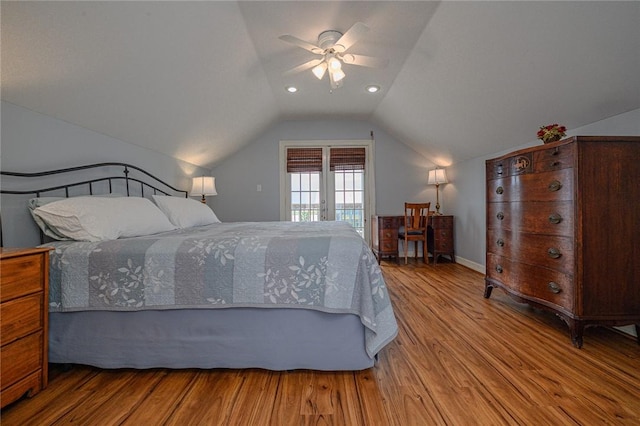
[279, 22, 388, 90]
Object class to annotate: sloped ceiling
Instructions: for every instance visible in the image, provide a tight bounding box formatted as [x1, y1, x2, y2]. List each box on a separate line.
[2, 1, 639, 169]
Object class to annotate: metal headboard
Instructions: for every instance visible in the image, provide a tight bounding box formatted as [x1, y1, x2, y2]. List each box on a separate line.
[0, 162, 189, 198]
[0, 162, 189, 245]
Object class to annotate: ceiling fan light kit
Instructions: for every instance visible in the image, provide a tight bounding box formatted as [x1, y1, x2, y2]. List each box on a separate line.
[312, 62, 327, 79]
[279, 22, 387, 90]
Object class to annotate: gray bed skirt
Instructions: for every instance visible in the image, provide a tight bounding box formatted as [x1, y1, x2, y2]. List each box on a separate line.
[49, 308, 375, 371]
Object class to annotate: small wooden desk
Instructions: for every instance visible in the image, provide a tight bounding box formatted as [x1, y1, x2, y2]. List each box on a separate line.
[371, 214, 455, 264]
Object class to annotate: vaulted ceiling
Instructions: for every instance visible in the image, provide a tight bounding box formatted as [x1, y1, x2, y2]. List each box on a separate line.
[2, 1, 639, 169]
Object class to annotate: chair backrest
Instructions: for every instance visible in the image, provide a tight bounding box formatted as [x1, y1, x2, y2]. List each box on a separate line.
[404, 202, 431, 231]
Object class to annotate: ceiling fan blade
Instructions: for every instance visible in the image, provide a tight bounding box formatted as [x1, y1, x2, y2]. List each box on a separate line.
[333, 22, 369, 53]
[284, 58, 324, 76]
[279, 34, 324, 54]
[341, 54, 389, 68]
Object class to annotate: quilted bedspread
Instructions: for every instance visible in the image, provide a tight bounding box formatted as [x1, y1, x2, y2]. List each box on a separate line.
[45, 221, 398, 357]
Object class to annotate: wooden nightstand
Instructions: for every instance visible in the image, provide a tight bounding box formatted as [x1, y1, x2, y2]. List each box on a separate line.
[1, 247, 51, 408]
[428, 215, 455, 265]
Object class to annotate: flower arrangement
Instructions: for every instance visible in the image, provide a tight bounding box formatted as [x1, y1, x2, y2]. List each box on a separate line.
[537, 124, 567, 143]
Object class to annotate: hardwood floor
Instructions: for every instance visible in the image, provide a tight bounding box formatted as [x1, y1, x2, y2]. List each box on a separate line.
[2, 260, 639, 425]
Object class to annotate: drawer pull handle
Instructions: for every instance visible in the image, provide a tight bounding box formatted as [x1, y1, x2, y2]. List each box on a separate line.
[496, 212, 504, 220]
[497, 238, 504, 247]
[548, 180, 562, 192]
[548, 213, 562, 224]
[547, 247, 561, 259]
[551, 161, 561, 167]
[552, 147, 560, 156]
[384, 232, 391, 237]
[496, 186, 504, 194]
[548, 281, 562, 294]
[495, 265, 503, 273]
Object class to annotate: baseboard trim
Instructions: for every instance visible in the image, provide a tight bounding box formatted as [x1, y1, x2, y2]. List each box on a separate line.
[454, 256, 485, 274]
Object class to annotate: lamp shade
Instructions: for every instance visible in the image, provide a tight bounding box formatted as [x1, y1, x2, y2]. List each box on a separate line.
[190, 176, 217, 196]
[428, 168, 448, 185]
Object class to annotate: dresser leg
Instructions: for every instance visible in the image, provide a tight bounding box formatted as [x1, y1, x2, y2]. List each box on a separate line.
[483, 281, 493, 298]
[569, 320, 584, 349]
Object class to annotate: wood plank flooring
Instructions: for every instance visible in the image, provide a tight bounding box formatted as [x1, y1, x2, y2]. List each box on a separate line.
[2, 260, 639, 425]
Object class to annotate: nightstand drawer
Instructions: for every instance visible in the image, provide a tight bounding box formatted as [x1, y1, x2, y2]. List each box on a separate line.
[1, 247, 51, 408]
[1, 293, 43, 345]
[0, 256, 45, 302]
[381, 228, 398, 241]
[431, 216, 453, 229]
[381, 217, 398, 229]
[381, 240, 397, 251]
[1, 331, 43, 391]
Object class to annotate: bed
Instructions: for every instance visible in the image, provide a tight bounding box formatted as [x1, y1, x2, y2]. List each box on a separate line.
[0, 163, 398, 371]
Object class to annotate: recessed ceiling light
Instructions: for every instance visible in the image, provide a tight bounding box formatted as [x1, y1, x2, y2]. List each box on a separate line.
[366, 85, 380, 93]
[286, 86, 298, 93]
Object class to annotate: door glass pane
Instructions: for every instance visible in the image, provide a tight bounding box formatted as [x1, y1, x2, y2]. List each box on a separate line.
[291, 174, 300, 191]
[335, 169, 365, 237]
[290, 172, 321, 223]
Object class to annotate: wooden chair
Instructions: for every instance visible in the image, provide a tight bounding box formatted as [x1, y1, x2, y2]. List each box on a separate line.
[398, 202, 431, 264]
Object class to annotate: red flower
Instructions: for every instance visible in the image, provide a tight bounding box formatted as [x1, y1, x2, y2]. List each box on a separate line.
[537, 123, 567, 142]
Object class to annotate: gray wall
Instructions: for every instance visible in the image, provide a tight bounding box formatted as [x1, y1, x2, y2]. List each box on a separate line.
[1, 101, 209, 247]
[446, 108, 640, 271]
[209, 119, 436, 222]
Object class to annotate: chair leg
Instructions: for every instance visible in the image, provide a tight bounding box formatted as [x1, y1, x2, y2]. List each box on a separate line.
[404, 239, 408, 264]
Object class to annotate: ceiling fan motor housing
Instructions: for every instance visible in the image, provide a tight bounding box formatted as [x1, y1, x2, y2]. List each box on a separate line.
[318, 30, 343, 50]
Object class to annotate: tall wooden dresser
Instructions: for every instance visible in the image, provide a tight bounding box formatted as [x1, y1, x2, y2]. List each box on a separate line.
[484, 136, 640, 347]
[1, 247, 51, 408]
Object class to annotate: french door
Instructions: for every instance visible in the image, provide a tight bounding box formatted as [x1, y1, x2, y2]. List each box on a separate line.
[279, 140, 375, 241]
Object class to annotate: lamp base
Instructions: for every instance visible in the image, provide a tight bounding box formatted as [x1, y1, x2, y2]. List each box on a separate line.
[200, 195, 207, 204]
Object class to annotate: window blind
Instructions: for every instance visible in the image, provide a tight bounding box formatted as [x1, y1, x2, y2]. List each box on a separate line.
[330, 147, 366, 171]
[286, 148, 323, 173]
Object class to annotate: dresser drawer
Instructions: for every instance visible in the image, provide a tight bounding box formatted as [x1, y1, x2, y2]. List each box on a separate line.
[487, 168, 573, 203]
[1, 331, 43, 391]
[487, 229, 574, 274]
[533, 143, 575, 173]
[487, 201, 574, 236]
[487, 254, 574, 311]
[486, 158, 510, 180]
[1, 293, 43, 345]
[0, 255, 45, 302]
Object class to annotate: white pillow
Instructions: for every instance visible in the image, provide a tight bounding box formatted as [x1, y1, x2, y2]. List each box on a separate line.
[152, 195, 220, 228]
[31, 196, 177, 241]
[28, 193, 124, 212]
